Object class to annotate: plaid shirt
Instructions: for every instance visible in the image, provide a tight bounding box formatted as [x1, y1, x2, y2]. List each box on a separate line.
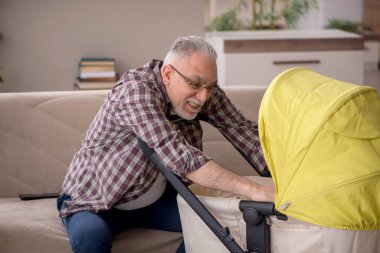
[60, 59, 268, 217]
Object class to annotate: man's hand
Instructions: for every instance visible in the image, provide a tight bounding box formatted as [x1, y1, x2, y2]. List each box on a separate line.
[186, 160, 275, 202]
[246, 183, 275, 202]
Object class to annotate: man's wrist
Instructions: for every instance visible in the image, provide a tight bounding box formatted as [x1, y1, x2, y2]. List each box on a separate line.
[236, 177, 258, 200]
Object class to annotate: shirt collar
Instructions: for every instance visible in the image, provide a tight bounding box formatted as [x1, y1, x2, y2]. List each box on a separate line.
[151, 59, 172, 117]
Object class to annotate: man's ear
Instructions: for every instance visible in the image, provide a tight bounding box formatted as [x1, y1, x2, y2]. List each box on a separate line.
[161, 64, 172, 86]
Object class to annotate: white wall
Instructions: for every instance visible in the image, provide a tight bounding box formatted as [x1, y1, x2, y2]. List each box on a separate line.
[0, 0, 205, 92]
[298, 0, 363, 29]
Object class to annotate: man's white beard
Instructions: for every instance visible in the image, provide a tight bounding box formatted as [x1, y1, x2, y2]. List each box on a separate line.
[173, 98, 203, 120]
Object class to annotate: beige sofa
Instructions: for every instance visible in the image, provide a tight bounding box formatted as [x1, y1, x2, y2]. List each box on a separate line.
[0, 86, 265, 253]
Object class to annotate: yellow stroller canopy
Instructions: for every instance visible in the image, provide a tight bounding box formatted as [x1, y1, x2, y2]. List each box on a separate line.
[259, 67, 380, 230]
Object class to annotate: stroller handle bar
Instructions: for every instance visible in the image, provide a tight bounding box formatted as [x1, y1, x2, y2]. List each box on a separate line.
[137, 138, 247, 253]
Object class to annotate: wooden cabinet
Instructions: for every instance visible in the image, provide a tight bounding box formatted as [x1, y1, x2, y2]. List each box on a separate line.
[206, 30, 365, 86]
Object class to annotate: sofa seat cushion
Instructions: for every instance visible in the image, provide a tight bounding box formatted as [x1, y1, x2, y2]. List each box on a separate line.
[0, 198, 182, 253]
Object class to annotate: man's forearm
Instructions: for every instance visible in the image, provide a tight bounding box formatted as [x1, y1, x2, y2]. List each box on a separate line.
[186, 160, 274, 202]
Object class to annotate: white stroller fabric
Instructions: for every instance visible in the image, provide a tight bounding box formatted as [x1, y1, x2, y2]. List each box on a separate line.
[177, 176, 380, 253]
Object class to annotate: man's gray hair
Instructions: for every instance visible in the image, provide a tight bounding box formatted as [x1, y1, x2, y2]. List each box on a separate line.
[163, 36, 217, 65]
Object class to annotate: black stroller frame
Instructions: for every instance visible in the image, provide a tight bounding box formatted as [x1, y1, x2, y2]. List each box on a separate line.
[138, 137, 287, 253]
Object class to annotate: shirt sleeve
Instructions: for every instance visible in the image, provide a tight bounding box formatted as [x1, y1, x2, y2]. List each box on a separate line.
[200, 87, 270, 176]
[112, 82, 211, 180]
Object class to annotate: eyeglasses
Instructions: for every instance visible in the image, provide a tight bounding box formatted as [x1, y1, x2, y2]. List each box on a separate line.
[169, 64, 217, 92]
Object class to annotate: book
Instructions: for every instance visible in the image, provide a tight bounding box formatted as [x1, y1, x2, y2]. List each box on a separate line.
[80, 71, 116, 79]
[80, 58, 115, 66]
[80, 65, 116, 72]
[75, 79, 115, 90]
[80, 61, 115, 66]
[77, 77, 118, 82]
[76, 57, 118, 89]
[81, 57, 115, 62]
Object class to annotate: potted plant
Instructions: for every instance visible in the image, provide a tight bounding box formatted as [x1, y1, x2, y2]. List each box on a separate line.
[206, 0, 246, 31]
[325, 19, 374, 35]
[207, 0, 319, 31]
[281, 0, 319, 29]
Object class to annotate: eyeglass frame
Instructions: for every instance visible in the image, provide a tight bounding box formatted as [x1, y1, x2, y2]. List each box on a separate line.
[168, 64, 217, 92]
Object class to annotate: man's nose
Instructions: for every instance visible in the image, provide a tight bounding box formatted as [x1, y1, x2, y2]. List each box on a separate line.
[196, 88, 211, 102]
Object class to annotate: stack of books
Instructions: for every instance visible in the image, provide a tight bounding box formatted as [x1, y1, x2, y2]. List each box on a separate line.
[75, 58, 117, 90]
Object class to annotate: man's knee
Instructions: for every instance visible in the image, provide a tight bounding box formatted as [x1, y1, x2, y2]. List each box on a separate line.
[71, 228, 112, 253]
[65, 212, 113, 253]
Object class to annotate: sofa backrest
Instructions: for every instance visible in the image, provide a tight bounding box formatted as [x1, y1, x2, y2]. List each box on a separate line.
[0, 86, 266, 197]
[201, 86, 266, 176]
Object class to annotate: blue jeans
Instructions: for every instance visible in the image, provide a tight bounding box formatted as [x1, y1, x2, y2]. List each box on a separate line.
[57, 184, 185, 253]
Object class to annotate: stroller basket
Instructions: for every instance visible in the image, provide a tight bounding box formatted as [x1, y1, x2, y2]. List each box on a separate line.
[177, 181, 380, 253]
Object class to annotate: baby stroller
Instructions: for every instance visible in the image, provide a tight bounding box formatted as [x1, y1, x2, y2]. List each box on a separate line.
[138, 67, 380, 253]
